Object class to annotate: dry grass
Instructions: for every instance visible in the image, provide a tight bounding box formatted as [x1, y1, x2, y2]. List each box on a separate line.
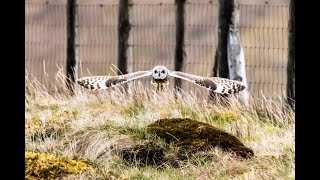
[25, 70, 295, 180]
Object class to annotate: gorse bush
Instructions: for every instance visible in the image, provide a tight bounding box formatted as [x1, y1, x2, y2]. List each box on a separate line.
[25, 152, 93, 179]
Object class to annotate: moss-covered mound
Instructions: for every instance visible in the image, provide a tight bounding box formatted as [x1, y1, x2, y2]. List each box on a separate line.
[25, 152, 93, 179]
[147, 118, 254, 158]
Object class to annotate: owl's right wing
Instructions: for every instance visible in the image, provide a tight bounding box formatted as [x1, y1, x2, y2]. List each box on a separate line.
[76, 71, 152, 90]
[168, 71, 246, 95]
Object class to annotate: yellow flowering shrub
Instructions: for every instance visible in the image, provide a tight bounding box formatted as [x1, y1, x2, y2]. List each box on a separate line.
[25, 152, 93, 179]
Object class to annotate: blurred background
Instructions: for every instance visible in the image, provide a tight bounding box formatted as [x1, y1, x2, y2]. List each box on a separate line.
[25, 0, 290, 99]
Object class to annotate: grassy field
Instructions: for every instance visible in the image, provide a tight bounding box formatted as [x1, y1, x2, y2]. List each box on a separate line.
[25, 72, 294, 180]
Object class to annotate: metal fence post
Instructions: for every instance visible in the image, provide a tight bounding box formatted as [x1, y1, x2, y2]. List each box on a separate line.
[174, 0, 186, 92]
[287, 0, 295, 110]
[66, 0, 77, 94]
[210, 0, 234, 100]
[227, 2, 249, 104]
[118, 0, 131, 75]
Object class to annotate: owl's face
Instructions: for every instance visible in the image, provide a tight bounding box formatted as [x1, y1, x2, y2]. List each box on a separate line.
[151, 65, 169, 80]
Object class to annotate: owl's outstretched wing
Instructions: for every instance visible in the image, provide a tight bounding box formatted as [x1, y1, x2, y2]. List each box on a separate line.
[76, 71, 152, 90]
[168, 71, 245, 95]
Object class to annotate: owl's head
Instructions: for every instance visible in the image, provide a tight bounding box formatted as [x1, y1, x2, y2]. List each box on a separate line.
[151, 65, 169, 80]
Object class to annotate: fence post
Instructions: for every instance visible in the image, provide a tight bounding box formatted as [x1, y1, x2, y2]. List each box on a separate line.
[118, 0, 131, 75]
[174, 0, 186, 92]
[227, 2, 249, 104]
[210, 0, 234, 100]
[66, 0, 77, 94]
[287, 0, 295, 110]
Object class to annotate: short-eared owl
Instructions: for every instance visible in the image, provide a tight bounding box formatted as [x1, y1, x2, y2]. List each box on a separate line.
[76, 65, 245, 95]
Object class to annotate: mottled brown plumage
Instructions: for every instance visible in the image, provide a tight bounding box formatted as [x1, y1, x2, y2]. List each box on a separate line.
[76, 65, 246, 95]
[168, 71, 245, 95]
[76, 71, 151, 90]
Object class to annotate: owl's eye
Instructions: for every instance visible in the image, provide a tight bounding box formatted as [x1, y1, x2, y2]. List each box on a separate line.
[161, 70, 165, 73]
[154, 70, 157, 74]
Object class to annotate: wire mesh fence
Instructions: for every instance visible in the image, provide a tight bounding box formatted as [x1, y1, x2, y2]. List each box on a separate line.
[25, 0, 67, 90]
[239, 0, 289, 98]
[76, 0, 119, 78]
[25, 0, 290, 99]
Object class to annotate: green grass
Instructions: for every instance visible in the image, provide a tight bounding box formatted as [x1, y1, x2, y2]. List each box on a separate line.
[25, 72, 295, 180]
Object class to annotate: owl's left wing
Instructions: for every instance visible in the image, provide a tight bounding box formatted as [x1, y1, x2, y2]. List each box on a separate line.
[168, 71, 245, 95]
[77, 71, 152, 90]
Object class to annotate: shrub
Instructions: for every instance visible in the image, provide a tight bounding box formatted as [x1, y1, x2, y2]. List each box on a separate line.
[25, 152, 93, 179]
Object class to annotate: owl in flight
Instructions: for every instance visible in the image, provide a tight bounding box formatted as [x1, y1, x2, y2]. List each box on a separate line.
[76, 65, 245, 95]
